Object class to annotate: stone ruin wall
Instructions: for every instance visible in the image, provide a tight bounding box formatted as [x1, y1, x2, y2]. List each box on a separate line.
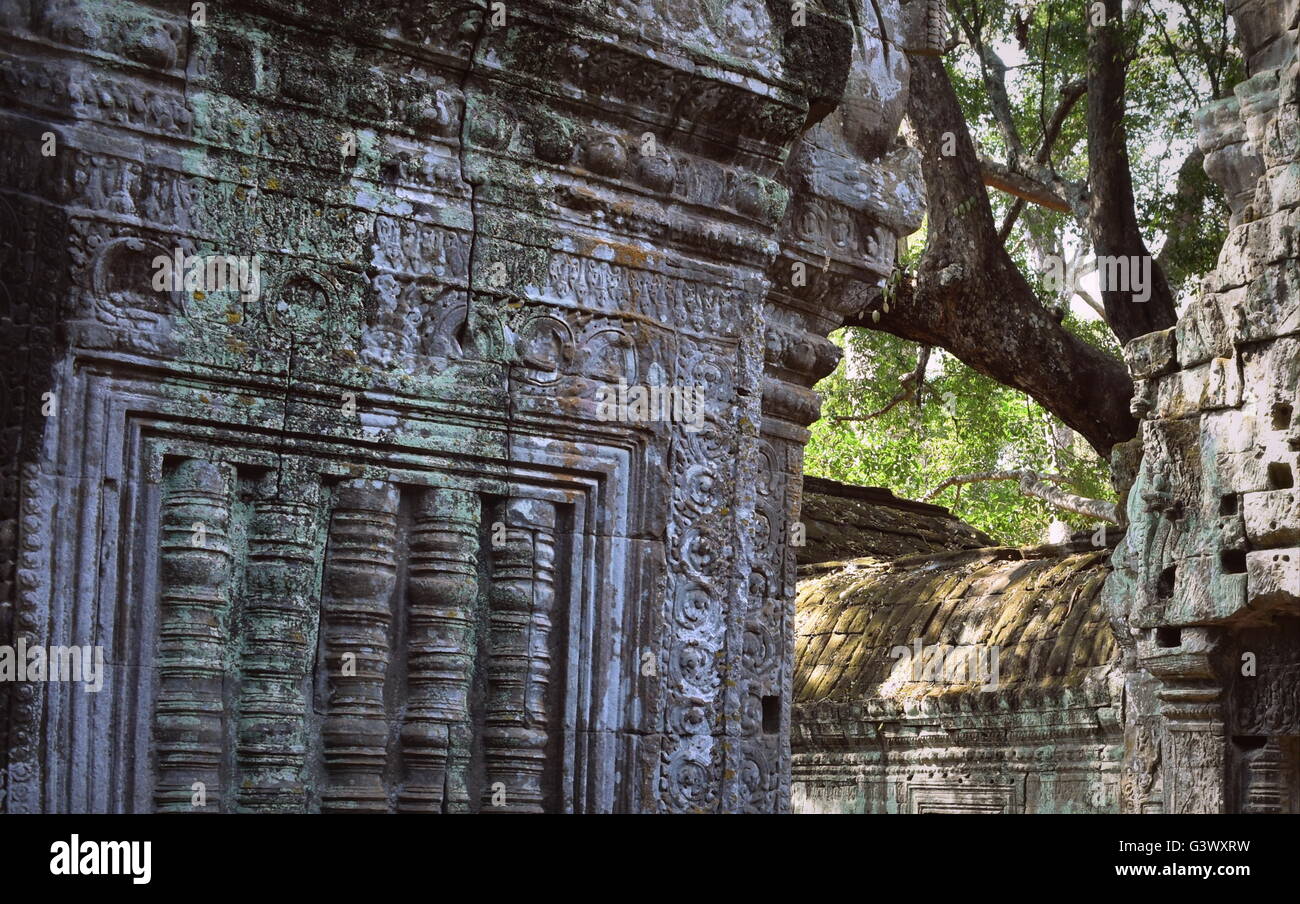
[0, 0, 925, 813]
[791, 536, 1122, 814]
[1104, 0, 1300, 814]
[790, 0, 1300, 815]
[3, 0, 1298, 816]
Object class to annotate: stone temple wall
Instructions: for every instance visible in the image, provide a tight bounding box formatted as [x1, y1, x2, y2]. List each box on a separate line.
[792, 540, 1121, 814]
[789, 0, 1300, 816]
[0, 1, 924, 812]
[1104, 0, 1300, 814]
[8, 0, 1295, 817]
[796, 475, 992, 565]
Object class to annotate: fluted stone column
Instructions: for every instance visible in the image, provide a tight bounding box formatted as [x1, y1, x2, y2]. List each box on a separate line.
[320, 480, 400, 813]
[155, 459, 235, 813]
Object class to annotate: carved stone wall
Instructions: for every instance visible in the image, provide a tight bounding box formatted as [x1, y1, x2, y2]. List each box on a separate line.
[0, 1, 921, 812]
[797, 476, 992, 565]
[792, 539, 1122, 814]
[1104, 0, 1300, 814]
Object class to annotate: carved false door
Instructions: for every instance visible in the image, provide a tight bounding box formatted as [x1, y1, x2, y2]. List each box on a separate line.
[153, 457, 568, 812]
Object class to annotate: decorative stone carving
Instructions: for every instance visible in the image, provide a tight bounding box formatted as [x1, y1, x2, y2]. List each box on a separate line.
[155, 460, 235, 813]
[1104, 1, 1300, 814]
[400, 488, 480, 813]
[0, 0, 922, 812]
[320, 480, 398, 813]
[484, 498, 558, 813]
[238, 470, 322, 812]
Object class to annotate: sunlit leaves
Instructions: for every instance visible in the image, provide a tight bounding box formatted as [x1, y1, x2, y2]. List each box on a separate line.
[807, 326, 1115, 546]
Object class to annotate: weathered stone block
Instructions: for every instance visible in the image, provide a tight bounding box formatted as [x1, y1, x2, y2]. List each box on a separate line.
[1176, 291, 1235, 367]
[1165, 554, 1249, 624]
[1238, 261, 1300, 343]
[1154, 356, 1243, 418]
[1244, 489, 1300, 546]
[1125, 327, 1178, 378]
[1247, 548, 1300, 609]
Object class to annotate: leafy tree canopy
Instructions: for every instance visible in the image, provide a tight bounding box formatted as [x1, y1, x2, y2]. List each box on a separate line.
[807, 0, 1241, 544]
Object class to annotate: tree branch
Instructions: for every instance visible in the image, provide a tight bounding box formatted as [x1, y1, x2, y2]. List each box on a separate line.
[845, 54, 1138, 456]
[828, 345, 931, 422]
[981, 157, 1072, 212]
[1035, 79, 1088, 164]
[1086, 0, 1179, 342]
[923, 469, 1120, 523]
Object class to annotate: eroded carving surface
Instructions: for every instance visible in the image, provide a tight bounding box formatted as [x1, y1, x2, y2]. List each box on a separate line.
[0, 0, 921, 812]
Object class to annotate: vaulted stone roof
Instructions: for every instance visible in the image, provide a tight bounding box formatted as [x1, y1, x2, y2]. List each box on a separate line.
[794, 541, 1117, 709]
[797, 476, 994, 565]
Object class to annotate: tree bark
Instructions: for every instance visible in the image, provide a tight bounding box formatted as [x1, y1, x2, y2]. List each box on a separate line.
[1086, 0, 1179, 342]
[980, 158, 1071, 212]
[844, 55, 1139, 458]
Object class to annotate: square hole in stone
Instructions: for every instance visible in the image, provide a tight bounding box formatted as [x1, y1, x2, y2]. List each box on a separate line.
[1220, 494, 1238, 516]
[1221, 549, 1247, 574]
[1157, 565, 1176, 600]
[1155, 626, 1182, 648]
[761, 695, 780, 734]
[1268, 462, 1294, 490]
[1273, 403, 1293, 431]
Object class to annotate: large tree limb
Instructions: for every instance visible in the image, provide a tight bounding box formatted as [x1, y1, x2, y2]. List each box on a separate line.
[844, 55, 1138, 457]
[980, 157, 1071, 212]
[1086, 0, 1179, 342]
[923, 469, 1120, 523]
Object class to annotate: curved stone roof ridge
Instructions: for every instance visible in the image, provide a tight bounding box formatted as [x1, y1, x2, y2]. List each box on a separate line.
[794, 540, 1119, 708]
[797, 475, 996, 565]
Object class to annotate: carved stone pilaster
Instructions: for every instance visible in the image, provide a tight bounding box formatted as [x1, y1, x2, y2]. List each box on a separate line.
[234, 471, 321, 812]
[1240, 738, 1286, 813]
[399, 487, 481, 814]
[155, 459, 235, 813]
[1142, 628, 1227, 814]
[483, 498, 557, 813]
[319, 480, 399, 813]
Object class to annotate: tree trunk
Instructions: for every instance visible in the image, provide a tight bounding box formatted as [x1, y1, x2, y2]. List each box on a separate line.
[1086, 0, 1179, 342]
[845, 55, 1139, 458]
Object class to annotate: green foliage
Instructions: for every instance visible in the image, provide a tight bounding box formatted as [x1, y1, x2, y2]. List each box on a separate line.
[944, 0, 1238, 293]
[809, 1, 1239, 540]
[806, 325, 1116, 546]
